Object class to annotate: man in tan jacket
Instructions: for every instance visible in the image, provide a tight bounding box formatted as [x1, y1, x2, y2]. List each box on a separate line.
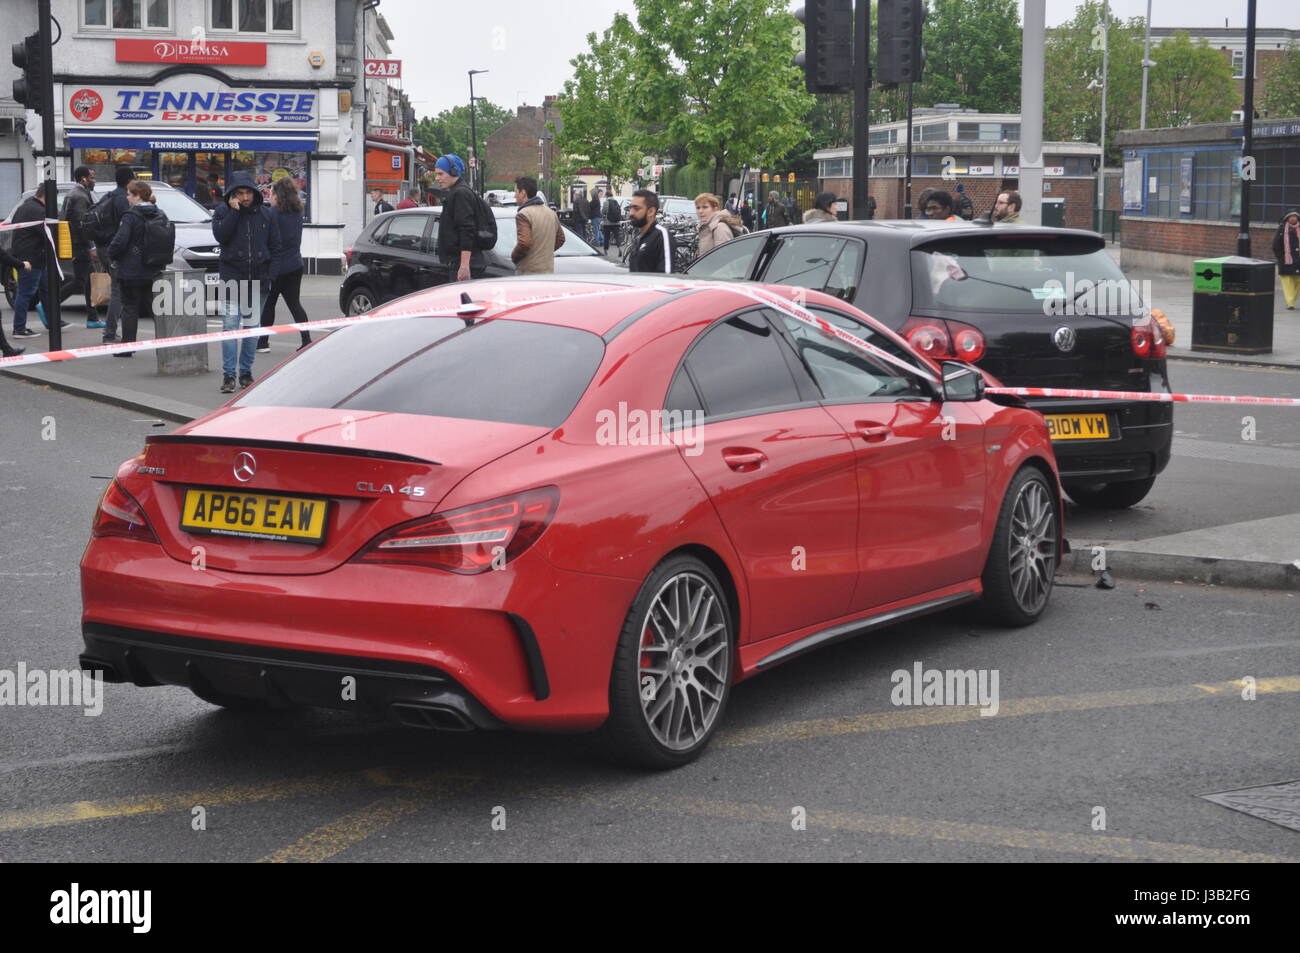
[512, 176, 565, 274]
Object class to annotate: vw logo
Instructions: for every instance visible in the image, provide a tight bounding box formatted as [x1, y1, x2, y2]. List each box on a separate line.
[1053, 326, 1077, 353]
[233, 452, 257, 482]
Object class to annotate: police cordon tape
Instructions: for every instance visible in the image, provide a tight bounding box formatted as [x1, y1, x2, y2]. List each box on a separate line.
[0, 217, 67, 279]
[1, 279, 1297, 408]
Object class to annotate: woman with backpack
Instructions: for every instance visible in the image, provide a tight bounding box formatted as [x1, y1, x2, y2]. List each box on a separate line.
[256, 176, 312, 351]
[107, 180, 171, 357]
[693, 193, 744, 258]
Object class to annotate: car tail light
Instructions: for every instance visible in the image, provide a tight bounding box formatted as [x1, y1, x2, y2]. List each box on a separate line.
[901, 318, 985, 363]
[345, 247, 354, 268]
[92, 481, 159, 542]
[902, 320, 951, 360]
[354, 486, 559, 573]
[1131, 322, 1153, 358]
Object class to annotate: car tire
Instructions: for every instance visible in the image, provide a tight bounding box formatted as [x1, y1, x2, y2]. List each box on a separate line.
[980, 467, 1059, 628]
[345, 285, 376, 315]
[1063, 476, 1157, 510]
[599, 555, 734, 769]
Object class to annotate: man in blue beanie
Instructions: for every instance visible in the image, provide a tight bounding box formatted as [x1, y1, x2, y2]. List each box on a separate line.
[433, 154, 487, 281]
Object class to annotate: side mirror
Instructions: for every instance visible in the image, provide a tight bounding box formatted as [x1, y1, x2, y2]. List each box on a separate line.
[941, 361, 985, 402]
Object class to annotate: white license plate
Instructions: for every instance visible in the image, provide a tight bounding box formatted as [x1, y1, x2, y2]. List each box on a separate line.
[204, 272, 221, 286]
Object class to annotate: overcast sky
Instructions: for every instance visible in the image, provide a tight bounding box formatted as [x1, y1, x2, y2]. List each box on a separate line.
[379, 0, 1297, 119]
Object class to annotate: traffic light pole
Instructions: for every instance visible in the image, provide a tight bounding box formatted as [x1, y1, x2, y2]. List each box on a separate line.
[38, 0, 62, 351]
[851, 0, 870, 221]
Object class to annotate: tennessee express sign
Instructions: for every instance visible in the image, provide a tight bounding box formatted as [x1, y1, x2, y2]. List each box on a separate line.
[64, 78, 319, 130]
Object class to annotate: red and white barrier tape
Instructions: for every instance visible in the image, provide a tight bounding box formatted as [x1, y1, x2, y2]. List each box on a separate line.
[1, 278, 1295, 410]
[0, 282, 678, 368]
[988, 386, 1300, 407]
[1, 217, 67, 279]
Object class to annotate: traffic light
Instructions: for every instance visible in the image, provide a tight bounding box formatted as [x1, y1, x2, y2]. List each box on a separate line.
[877, 0, 926, 87]
[795, 0, 853, 95]
[11, 33, 45, 113]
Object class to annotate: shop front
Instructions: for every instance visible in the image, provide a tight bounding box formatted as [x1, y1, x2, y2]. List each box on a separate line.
[63, 75, 320, 217]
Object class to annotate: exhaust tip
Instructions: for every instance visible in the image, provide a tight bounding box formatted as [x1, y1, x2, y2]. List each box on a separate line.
[391, 702, 475, 732]
[78, 654, 125, 683]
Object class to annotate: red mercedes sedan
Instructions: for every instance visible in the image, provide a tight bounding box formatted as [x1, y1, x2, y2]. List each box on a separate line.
[79, 277, 1064, 768]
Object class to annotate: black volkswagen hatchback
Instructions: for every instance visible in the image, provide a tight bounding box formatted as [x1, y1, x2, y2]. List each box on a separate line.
[685, 220, 1173, 509]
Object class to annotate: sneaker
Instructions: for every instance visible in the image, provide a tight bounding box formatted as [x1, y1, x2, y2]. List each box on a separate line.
[1, 346, 24, 357]
[87, 320, 106, 329]
[220, 376, 236, 394]
[113, 351, 134, 358]
[102, 334, 119, 343]
[238, 372, 254, 389]
[60, 320, 72, 329]
[256, 343, 271, 353]
[12, 328, 39, 338]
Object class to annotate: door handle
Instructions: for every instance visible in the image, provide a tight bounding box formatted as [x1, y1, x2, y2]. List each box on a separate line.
[856, 423, 892, 442]
[722, 448, 767, 472]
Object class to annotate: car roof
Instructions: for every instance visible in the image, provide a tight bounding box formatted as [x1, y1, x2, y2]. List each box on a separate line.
[367, 277, 855, 339]
[761, 219, 1104, 248]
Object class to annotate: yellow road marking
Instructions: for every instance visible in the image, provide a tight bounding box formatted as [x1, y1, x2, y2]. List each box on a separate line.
[0, 769, 477, 834]
[719, 676, 1300, 747]
[528, 791, 1293, 863]
[257, 793, 431, 864]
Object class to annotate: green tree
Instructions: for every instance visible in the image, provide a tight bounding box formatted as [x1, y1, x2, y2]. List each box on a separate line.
[1146, 32, 1235, 127]
[1261, 42, 1300, 118]
[626, 0, 814, 194]
[413, 101, 513, 180]
[552, 17, 640, 191]
[1042, 1, 1144, 162]
[913, 0, 1021, 112]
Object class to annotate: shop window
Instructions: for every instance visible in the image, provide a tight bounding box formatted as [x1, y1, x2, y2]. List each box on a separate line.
[84, 0, 170, 29]
[75, 148, 153, 185]
[231, 150, 311, 221]
[211, 0, 293, 33]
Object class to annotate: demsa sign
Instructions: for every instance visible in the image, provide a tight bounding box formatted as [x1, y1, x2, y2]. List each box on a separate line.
[115, 38, 267, 66]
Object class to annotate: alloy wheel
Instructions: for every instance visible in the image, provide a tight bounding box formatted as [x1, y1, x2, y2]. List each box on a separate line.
[636, 571, 730, 751]
[1007, 479, 1057, 614]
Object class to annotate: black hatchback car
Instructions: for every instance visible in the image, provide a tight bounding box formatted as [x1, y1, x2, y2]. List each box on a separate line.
[685, 220, 1173, 509]
[339, 206, 623, 315]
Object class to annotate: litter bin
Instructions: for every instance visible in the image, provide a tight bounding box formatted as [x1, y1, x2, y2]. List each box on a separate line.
[153, 269, 210, 375]
[1191, 256, 1275, 355]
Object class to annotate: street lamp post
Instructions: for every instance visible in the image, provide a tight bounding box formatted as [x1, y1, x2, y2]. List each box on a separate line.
[468, 69, 489, 195]
[1139, 0, 1154, 129]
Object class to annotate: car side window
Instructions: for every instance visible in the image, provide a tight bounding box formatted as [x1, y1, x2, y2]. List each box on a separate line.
[764, 235, 847, 292]
[369, 218, 391, 243]
[824, 240, 863, 301]
[779, 316, 928, 401]
[685, 233, 764, 280]
[685, 311, 812, 418]
[380, 214, 427, 251]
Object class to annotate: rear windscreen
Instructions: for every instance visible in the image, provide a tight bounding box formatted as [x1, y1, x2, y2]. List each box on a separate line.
[911, 237, 1141, 315]
[235, 317, 604, 427]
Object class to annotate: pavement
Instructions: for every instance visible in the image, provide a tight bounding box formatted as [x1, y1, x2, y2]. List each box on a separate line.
[3, 269, 1298, 592]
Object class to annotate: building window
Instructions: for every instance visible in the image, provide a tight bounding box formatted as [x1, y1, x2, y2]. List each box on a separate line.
[1192, 149, 1236, 222]
[1251, 144, 1300, 227]
[868, 128, 897, 146]
[211, 0, 294, 33]
[819, 158, 849, 178]
[84, 0, 170, 29]
[919, 123, 948, 141]
[956, 122, 1017, 142]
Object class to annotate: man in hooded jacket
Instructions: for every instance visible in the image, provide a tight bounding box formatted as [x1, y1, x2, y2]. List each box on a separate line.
[212, 171, 281, 393]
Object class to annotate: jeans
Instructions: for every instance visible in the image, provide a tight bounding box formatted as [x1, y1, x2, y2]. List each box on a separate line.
[12, 266, 44, 333]
[222, 280, 268, 377]
[591, 219, 603, 246]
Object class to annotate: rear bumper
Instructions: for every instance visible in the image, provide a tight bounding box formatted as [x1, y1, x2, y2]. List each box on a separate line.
[1029, 398, 1173, 483]
[80, 540, 639, 731]
[81, 624, 505, 731]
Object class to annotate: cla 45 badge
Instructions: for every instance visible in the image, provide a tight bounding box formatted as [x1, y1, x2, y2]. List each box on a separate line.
[357, 481, 425, 497]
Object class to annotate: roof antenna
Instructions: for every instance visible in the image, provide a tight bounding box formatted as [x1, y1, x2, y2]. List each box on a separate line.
[456, 292, 488, 318]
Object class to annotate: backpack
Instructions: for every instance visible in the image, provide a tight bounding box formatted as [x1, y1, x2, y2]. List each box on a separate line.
[130, 208, 175, 270]
[468, 190, 498, 251]
[605, 198, 622, 223]
[82, 191, 121, 245]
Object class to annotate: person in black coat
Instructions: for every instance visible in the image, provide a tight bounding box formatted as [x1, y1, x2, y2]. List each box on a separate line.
[432, 154, 487, 282]
[106, 180, 170, 357]
[257, 176, 312, 351]
[212, 170, 281, 391]
[570, 190, 589, 242]
[8, 191, 48, 337]
[0, 245, 34, 355]
[1273, 210, 1300, 310]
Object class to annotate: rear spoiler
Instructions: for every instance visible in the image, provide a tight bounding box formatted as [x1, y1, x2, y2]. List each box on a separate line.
[145, 434, 440, 466]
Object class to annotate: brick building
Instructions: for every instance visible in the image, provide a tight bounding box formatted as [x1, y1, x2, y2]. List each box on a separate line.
[482, 96, 561, 189]
[815, 108, 1101, 228]
[1114, 117, 1300, 273]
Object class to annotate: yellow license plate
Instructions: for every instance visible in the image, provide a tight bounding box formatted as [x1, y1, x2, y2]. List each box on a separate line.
[180, 489, 329, 544]
[1044, 413, 1111, 440]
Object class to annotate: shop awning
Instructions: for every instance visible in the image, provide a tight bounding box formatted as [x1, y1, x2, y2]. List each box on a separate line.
[67, 129, 319, 152]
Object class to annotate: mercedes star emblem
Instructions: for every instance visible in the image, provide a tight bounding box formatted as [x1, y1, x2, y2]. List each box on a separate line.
[233, 452, 257, 482]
